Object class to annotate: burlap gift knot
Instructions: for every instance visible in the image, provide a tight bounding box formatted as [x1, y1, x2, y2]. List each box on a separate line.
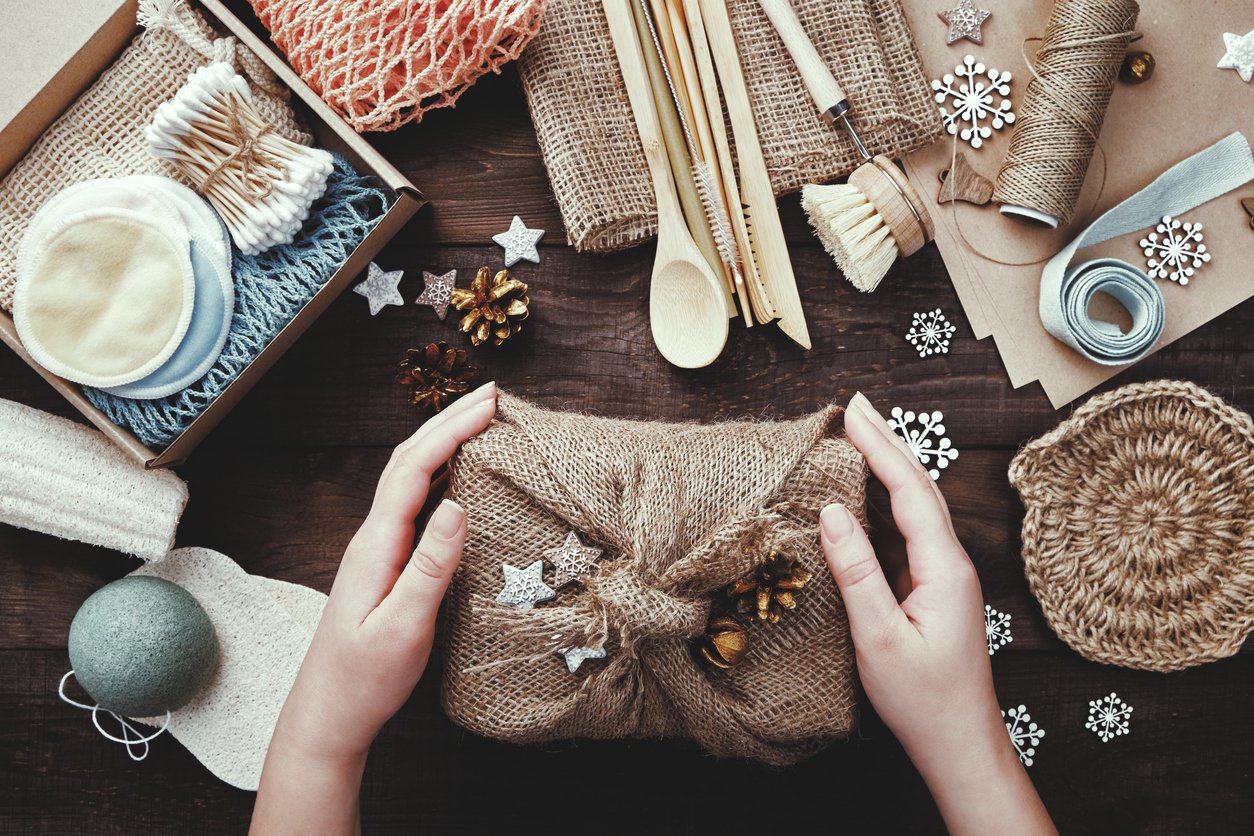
[443, 395, 866, 765]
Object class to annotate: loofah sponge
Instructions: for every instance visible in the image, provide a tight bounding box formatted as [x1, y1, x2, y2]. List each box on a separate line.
[1009, 380, 1254, 672]
[68, 576, 219, 717]
[0, 398, 188, 561]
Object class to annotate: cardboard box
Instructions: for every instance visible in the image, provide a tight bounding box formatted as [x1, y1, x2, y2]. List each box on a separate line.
[0, 0, 424, 467]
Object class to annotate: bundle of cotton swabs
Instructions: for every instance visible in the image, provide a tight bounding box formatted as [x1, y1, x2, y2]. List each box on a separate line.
[146, 62, 333, 255]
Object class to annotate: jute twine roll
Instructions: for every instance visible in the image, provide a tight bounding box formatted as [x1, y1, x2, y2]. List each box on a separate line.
[992, 0, 1139, 227]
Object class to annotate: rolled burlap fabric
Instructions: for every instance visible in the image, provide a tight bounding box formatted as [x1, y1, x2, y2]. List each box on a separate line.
[518, 0, 941, 252]
[443, 395, 866, 765]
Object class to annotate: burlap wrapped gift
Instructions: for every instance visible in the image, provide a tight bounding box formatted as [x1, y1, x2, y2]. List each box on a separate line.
[518, 0, 941, 252]
[443, 395, 866, 765]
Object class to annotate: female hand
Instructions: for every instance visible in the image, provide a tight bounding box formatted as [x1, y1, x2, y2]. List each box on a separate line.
[820, 392, 1055, 836]
[252, 381, 497, 835]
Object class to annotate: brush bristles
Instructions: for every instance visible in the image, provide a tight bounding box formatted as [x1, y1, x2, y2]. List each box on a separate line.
[801, 183, 900, 292]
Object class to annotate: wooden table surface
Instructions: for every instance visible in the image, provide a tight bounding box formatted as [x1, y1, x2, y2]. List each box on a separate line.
[3, 26, 1253, 835]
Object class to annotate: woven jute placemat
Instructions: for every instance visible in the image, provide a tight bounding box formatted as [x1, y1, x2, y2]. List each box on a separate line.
[518, 0, 940, 252]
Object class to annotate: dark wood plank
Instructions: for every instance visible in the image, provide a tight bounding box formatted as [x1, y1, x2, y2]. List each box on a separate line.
[2, 1, 1252, 831]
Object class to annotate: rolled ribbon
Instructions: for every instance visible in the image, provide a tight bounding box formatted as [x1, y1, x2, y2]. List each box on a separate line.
[1040, 132, 1254, 365]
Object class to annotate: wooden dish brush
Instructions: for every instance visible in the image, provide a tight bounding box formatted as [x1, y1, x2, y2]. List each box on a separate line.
[758, 0, 934, 292]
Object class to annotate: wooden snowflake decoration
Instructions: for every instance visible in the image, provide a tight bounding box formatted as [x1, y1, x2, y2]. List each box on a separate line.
[931, 55, 1014, 150]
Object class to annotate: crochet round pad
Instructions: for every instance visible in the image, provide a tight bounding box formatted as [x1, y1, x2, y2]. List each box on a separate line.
[68, 576, 219, 717]
[14, 209, 195, 387]
[1009, 380, 1254, 672]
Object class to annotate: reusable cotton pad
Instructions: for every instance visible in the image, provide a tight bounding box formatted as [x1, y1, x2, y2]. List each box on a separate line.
[16, 176, 233, 399]
[14, 204, 196, 388]
[100, 177, 234, 399]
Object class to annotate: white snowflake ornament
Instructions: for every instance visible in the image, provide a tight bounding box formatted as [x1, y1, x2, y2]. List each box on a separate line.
[1140, 215, 1210, 285]
[931, 55, 1014, 150]
[1086, 692, 1133, 743]
[888, 407, 959, 480]
[492, 215, 544, 267]
[905, 309, 956, 358]
[985, 604, 1013, 656]
[352, 262, 405, 316]
[1003, 704, 1044, 767]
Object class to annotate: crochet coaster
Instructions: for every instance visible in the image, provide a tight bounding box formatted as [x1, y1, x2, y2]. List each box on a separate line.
[13, 207, 196, 387]
[131, 547, 326, 791]
[1009, 380, 1254, 672]
[0, 398, 188, 562]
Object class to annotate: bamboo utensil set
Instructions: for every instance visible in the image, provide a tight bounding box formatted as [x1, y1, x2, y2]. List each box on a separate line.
[605, 0, 935, 366]
[604, 0, 808, 367]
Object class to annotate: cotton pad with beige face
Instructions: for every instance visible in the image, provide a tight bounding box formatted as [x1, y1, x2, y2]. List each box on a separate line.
[13, 202, 197, 388]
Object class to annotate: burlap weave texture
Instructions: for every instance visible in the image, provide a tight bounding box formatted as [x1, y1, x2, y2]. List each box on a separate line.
[443, 395, 866, 765]
[518, 0, 941, 252]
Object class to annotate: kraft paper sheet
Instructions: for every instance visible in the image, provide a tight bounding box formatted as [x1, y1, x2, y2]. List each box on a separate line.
[899, 0, 1254, 407]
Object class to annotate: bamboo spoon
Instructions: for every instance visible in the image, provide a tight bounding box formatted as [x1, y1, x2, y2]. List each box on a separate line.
[603, 0, 729, 368]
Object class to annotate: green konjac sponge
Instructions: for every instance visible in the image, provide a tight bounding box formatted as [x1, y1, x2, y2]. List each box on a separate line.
[68, 576, 218, 717]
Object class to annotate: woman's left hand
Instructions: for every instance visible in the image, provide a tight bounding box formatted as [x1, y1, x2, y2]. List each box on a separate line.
[252, 381, 497, 835]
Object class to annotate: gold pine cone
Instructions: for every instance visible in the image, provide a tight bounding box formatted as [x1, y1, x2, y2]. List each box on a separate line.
[698, 614, 750, 669]
[396, 342, 477, 415]
[450, 266, 530, 346]
[727, 549, 813, 624]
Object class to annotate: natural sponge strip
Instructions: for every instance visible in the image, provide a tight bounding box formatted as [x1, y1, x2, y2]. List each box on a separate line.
[0, 398, 187, 560]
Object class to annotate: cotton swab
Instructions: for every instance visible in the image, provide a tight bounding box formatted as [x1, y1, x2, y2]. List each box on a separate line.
[147, 63, 333, 255]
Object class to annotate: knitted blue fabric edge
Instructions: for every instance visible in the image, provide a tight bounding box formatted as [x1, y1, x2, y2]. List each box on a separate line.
[85, 154, 396, 448]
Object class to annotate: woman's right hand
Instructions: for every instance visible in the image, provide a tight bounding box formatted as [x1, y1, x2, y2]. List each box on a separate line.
[820, 393, 1055, 836]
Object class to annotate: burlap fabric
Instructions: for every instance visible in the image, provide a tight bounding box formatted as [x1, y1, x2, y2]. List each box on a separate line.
[518, 0, 941, 252]
[0, 0, 310, 312]
[1009, 380, 1254, 673]
[443, 395, 866, 765]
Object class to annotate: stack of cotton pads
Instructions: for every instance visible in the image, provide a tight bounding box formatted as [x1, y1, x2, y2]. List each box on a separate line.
[12, 176, 233, 401]
[147, 62, 334, 255]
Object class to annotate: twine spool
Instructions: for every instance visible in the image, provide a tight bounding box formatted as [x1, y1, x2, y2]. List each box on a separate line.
[993, 0, 1139, 228]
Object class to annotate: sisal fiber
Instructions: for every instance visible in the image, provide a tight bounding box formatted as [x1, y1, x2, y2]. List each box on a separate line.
[992, 0, 1139, 226]
[442, 395, 867, 765]
[1009, 380, 1254, 672]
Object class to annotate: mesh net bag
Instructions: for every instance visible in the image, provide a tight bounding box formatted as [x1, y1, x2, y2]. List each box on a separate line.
[518, 0, 941, 252]
[0, 0, 310, 312]
[249, 0, 548, 133]
[443, 395, 866, 765]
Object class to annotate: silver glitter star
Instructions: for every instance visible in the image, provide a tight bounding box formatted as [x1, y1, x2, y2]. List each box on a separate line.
[1218, 29, 1254, 83]
[491, 215, 544, 267]
[557, 645, 606, 673]
[352, 262, 405, 316]
[414, 269, 456, 319]
[544, 531, 603, 588]
[938, 0, 991, 45]
[495, 560, 556, 610]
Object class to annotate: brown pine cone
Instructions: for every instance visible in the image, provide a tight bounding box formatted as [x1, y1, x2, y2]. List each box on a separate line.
[727, 549, 813, 624]
[450, 266, 530, 346]
[396, 342, 477, 415]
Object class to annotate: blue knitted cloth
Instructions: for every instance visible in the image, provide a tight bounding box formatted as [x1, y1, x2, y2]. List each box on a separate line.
[86, 155, 395, 448]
